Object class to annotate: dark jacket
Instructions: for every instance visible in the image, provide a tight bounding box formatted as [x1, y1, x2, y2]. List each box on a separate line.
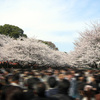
[52, 94, 75, 100]
[46, 88, 58, 97]
[24, 89, 34, 100]
[33, 96, 58, 100]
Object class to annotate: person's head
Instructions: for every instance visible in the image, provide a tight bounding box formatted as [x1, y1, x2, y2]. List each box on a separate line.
[4, 71, 9, 76]
[83, 85, 95, 98]
[78, 76, 84, 81]
[65, 71, 73, 80]
[12, 74, 20, 84]
[5, 75, 13, 84]
[47, 77, 58, 88]
[34, 82, 46, 97]
[27, 77, 40, 90]
[58, 79, 70, 94]
[54, 70, 59, 75]
[34, 72, 41, 78]
[90, 76, 96, 82]
[24, 71, 29, 76]
[1, 85, 25, 100]
[58, 74, 65, 81]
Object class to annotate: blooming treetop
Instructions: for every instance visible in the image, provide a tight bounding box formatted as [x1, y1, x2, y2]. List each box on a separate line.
[0, 35, 68, 67]
[68, 23, 100, 67]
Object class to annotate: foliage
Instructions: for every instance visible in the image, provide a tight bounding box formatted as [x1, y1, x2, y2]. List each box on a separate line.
[68, 23, 100, 68]
[1, 23, 100, 68]
[0, 35, 68, 67]
[39, 40, 58, 50]
[0, 24, 27, 38]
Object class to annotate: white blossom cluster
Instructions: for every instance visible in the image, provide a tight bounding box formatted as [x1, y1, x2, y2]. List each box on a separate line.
[68, 23, 100, 68]
[0, 34, 68, 67]
[1, 23, 100, 68]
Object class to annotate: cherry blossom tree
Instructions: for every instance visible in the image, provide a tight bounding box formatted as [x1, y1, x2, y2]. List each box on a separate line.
[0, 34, 14, 61]
[68, 23, 100, 68]
[0, 35, 69, 67]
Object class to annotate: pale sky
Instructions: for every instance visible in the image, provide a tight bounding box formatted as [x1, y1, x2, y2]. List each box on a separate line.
[0, 0, 100, 52]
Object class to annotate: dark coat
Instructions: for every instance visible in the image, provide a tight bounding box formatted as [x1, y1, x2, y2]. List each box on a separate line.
[24, 89, 34, 100]
[46, 88, 58, 97]
[52, 94, 75, 100]
[33, 96, 59, 100]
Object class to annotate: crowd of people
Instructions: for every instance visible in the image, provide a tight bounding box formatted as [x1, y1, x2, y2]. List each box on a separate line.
[0, 67, 100, 100]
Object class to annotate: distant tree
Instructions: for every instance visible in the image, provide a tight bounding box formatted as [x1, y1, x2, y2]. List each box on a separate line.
[39, 40, 58, 50]
[68, 23, 100, 68]
[0, 24, 27, 38]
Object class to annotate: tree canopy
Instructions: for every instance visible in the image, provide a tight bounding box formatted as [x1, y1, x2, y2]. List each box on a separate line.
[0, 35, 68, 67]
[1, 23, 100, 68]
[68, 23, 100, 68]
[0, 24, 27, 38]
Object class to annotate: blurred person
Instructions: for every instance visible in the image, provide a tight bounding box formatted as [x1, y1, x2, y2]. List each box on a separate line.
[52, 79, 75, 100]
[87, 76, 99, 96]
[1, 85, 26, 100]
[65, 71, 79, 99]
[46, 77, 58, 97]
[0, 83, 3, 98]
[33, 81, 58, 100]
[58, 74, 65, 81]
[53, 70, 59, 79]
[10, 74, 21, 87]
[77, 76, 86, 100]
[82, 85, 96, 100]
[24, 77, 40, 100]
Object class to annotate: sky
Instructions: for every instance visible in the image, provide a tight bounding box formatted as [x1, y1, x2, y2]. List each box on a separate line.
[0, 0, 100, 52]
